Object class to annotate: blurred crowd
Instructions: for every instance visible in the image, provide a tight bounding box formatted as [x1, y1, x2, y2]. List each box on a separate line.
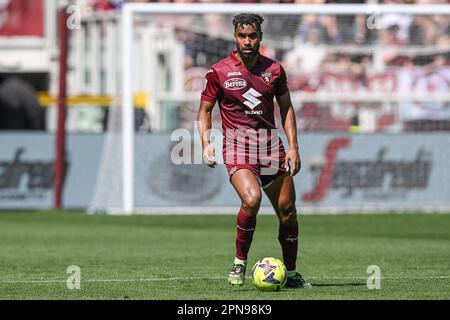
[62, 0, 450, 132]
[83, 0, 450, 71]
[1, 0, 449, 132]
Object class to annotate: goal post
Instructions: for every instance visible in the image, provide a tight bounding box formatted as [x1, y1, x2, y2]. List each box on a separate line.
[87, 3, 450, 214]
[122, 5, 133, 215]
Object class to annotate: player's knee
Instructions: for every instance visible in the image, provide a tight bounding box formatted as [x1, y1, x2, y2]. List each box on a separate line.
[242, 193, 261, 214]
[279, 205, 297, 224]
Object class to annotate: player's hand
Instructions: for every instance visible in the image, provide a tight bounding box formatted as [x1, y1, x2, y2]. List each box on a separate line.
[285, 148, 301, 177]
[202, 144, 217, 168]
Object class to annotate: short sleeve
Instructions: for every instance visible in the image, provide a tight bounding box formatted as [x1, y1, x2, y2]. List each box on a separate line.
[275, 64, 289, 97]
[201, 68, 221, 104]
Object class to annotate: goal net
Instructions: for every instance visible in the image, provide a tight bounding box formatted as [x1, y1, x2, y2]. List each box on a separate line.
[84, 3, 450, 214]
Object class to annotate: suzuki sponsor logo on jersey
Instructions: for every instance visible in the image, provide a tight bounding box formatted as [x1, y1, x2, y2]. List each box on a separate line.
[243, 88, 263, 115]
[227, 71, 242, 77]
[224, 78, 247, 90]
[245, 110, 263, 115]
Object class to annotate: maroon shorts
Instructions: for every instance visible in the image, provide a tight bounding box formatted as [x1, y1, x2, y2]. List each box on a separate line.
[225, 152, 289, 189]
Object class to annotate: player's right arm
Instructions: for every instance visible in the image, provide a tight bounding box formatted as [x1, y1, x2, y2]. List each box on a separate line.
[197, 68, 222, 168]
[197, 100, 216, 167]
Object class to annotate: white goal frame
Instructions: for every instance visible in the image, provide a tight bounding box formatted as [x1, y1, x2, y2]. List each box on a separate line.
[121, 3, 450, 214]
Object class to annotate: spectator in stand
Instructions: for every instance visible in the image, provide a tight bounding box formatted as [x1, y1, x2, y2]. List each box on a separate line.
[283, 26, 327, 73]
[321, 51, 369, 76]
[295, 0, 343, 45]
[76, 0, 122, 16]
[399, 54, 450, 131]
[410, 0, 450, 46]
[436, 32, 450, 65]
[378, 23, 410, 68]
[378, 0, 413, 44]
[90, 0, 117, 10]
[199, 0, 230, 38]
[330, 0, 367, 45]
[174, 0, 235, 68]
[88, 0, 152, 11]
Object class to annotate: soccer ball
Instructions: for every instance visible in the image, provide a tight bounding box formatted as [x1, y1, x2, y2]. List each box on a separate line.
[250, 257, 287, 292]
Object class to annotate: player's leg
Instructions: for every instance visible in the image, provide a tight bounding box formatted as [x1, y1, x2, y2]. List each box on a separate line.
[263, 173, 311, 288]
[228, 168, 262, 285]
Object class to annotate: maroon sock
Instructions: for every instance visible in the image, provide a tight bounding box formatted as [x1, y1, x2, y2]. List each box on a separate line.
[235, 208, 257, 261]
[278, 221, 299, 271]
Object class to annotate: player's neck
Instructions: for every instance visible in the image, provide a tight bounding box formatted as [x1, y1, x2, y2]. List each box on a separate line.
[236, 52, 259, 70]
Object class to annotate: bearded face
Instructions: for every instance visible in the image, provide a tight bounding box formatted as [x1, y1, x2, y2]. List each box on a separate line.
[234, 23, 262, 62]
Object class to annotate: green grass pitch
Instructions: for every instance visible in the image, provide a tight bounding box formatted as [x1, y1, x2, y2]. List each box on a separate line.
[0, 211, 449, 299]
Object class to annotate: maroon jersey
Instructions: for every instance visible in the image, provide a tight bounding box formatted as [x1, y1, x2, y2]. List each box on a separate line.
[201, 50, 289, 174]
[201, 49, 288, 132]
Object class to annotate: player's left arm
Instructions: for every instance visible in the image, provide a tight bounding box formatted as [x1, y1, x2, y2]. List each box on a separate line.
[276, 90, 301, 177]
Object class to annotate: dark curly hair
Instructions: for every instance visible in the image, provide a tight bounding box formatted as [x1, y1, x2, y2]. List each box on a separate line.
[232, 13, 264, 34]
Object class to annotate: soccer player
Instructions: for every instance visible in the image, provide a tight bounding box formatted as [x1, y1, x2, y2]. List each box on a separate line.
[197, 13, 311, 288]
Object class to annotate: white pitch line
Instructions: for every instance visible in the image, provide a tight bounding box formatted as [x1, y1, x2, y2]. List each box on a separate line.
[1, 275, 450, 284]
[0, 277, 225, 284]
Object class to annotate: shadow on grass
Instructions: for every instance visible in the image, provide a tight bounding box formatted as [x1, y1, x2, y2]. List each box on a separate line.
[310, 282, 366, 287]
